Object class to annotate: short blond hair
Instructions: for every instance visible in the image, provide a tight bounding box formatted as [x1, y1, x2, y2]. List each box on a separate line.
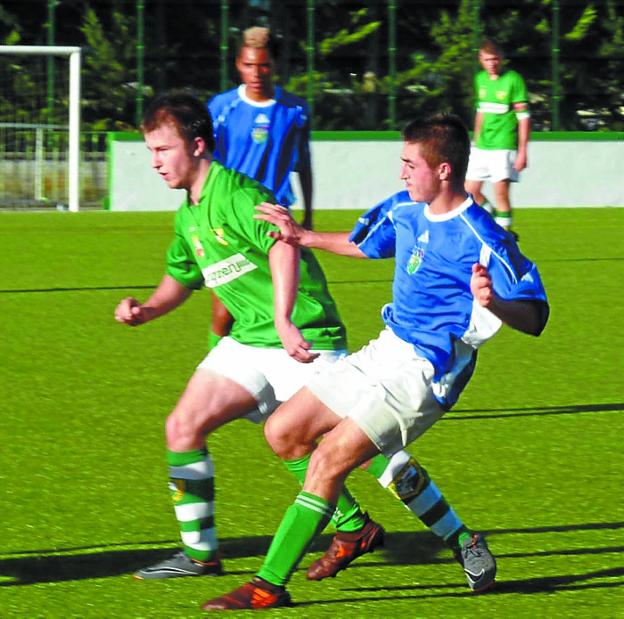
[242, 26, 271, 49]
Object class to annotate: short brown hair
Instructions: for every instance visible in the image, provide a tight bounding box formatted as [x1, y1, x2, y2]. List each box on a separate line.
[141, 91, 215, 153]
[479, 38, 503, 57]
[402, 113, 470, 188]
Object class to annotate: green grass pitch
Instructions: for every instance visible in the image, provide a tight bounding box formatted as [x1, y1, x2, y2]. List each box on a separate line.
[1, 208, 623, 617]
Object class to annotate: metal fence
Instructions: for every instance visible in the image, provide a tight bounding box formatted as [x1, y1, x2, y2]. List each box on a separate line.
[1, 0, 622, 209]
[0, 126, 106, 209]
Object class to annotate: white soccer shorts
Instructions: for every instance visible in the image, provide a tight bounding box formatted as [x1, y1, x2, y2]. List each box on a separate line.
[466, 147, 519, 183]
[305, 327, 444, 455]
[197, 336, 346, 423]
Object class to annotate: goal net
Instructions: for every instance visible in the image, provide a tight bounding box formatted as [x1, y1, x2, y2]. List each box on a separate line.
[0, 46, 81, 211]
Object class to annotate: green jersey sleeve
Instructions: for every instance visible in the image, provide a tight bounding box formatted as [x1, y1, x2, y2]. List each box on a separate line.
[511, 71, 528, 105]
[227, 186, 278, 255]
[165, 212, 204, 290]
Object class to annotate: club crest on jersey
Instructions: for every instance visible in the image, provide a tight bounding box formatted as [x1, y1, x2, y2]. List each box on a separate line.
[251, 113, 270, 144]
[407, 246, 425, 274]
[211, 227, 229, 246]
[407, 231, 428, 275]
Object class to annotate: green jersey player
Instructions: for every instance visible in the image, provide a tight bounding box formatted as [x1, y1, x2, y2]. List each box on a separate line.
[465, 39, 530, 236]
[115, 92, 496, 587]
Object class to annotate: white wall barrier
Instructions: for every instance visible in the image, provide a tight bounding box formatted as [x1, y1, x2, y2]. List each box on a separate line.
[107, 132, 624, 211]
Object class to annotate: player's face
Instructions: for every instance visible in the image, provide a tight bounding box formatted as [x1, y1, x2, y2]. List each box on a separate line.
[144, 123, 200, 191]
[479, 50, 502, 77]
[236, 46, 274, 101]
[400, 142, 441, 203]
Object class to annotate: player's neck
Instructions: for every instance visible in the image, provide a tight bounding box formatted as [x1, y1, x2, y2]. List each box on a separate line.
[188, 157, 212, 205]
[243, 85, 275, 103]
[427, 189, 469, 215]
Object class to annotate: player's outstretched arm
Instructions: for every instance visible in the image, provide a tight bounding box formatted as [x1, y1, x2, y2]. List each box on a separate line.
[471, 263, 548, 336]
[114, 274, 193, 327]
[255, 202, 366, 257]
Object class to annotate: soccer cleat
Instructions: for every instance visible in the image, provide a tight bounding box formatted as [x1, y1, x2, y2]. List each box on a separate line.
[306, 515, 385, 580]
[456, 532, 496, 592]
[201, 577, 292, 611]
[133, 550, 223, 579]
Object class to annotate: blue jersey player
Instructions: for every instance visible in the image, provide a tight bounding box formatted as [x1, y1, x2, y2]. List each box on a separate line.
[208, 26, 312, 227]
[206, 26, 313, 347]
[203, 113, 549, 610]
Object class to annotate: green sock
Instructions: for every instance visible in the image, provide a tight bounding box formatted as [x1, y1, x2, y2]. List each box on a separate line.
[167, 448, 216, 562]
[283, 454, 366, 532]
[257, 491, 334, 586]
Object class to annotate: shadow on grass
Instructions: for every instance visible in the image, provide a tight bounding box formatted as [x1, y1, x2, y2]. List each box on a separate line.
[2, 522, 623, 587]
[447, 402, 624, 421]
[328, 567, 624, 605]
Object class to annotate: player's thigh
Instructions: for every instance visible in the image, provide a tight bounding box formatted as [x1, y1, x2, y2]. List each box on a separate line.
[264, 386, 343, 456]
[170, 368, 258, 437]
[465, 178, 483, 195]
[306, 328, 444, 455]
[306, 417, 381, 487]
[493, 178, 511, 204]
[198, 336, 345, 423]
[198, 337, 280, 422]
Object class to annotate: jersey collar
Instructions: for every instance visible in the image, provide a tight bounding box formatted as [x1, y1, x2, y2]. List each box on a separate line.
[238, 83, 278, 107]
[424, 195, 473, 222]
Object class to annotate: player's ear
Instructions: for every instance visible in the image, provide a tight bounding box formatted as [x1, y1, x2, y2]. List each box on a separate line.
[235, 53, 244, 73]
[192, 137, 206, 157]
[438, 162, 452, 181]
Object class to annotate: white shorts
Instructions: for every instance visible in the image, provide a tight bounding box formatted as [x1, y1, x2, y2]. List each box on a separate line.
[197, 336, 346, 423]
[306, 327, 444, 455]
[466, 147, 519, 183]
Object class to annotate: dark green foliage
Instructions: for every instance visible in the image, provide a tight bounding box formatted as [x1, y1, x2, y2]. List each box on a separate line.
[1, 1, 622, 131]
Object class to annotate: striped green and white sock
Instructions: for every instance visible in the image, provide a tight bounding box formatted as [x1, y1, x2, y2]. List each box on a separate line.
[367, 451, 468, 549]
[494, 209, 512, 229]
[283, 454, 367, 532]
[167, 448, 217, 562]
[257, 491, 334, 586]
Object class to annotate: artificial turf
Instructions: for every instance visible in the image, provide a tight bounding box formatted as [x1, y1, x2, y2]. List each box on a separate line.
[1, 208, 622, 617]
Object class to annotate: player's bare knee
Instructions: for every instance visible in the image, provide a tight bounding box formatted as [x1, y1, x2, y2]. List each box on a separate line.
[264, 413, 299, 459]
[165, 410, 205, 450]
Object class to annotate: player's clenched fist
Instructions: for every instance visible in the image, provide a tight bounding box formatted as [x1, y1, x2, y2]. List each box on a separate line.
[114, 296, 150, 326]
[470, 263, 495, 308]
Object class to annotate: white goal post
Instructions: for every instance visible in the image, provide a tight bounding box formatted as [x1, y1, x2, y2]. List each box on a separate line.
[0, 45, 81, 211]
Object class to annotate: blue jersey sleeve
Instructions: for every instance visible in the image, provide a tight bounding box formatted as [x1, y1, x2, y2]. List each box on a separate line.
[293, 110, 311, 174]
[349, 192, 413, 259]
[487, 239, 548, 304]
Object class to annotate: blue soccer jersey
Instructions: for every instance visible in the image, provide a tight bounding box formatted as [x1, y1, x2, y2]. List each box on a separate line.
[350, 191, 548, 409]
[208, 85, 311, 206]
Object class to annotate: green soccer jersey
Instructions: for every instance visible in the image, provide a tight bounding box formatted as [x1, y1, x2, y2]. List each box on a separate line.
[166, 161, 346, 350]
[474, 69, 528, 150]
